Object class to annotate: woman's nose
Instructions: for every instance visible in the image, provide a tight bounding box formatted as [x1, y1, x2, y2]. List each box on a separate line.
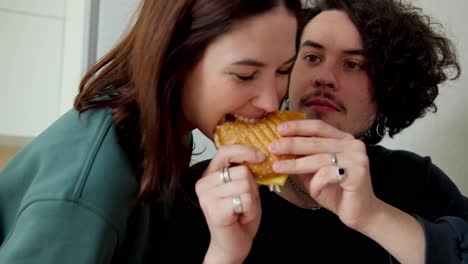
[254, 79, 284, 112]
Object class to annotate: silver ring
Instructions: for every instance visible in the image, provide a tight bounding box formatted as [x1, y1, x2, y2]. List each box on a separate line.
[336, 167, 346, 182]
[330, 153, 338, 166]
[219, 167, 231, 183]
[232, 196, 243, 215]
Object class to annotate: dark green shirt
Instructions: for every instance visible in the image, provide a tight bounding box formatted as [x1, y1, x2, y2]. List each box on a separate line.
[0, 109, 150, 263]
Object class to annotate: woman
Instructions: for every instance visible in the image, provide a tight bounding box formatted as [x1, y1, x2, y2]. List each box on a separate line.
[0, 0, 300, 263]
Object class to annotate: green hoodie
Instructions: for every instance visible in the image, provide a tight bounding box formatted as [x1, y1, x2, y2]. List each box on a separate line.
[0, 109, 151, 263]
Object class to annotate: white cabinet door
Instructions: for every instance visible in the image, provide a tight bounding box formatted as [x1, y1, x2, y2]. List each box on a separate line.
[0, 0, 90, 138]
[0, 0, 64, 18]
[0, 11, 64, 137]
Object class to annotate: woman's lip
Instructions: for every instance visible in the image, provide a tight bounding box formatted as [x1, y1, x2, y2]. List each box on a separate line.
[233, 114, 261, 124]
[305, 98, 340, 112]
[214, 112, 264, 137]
[217, 112, 263, 126]
[234, 112, 267, 120]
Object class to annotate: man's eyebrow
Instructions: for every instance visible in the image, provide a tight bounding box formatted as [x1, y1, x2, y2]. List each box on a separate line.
[231, 59, 266, 67]
[343, 49, 365, 56]
[301, 40, 324, 49]
[302, 40, 366, 56]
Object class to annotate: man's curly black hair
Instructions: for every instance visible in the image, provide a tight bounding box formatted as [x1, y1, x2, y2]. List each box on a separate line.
[301, 0, 461, 144]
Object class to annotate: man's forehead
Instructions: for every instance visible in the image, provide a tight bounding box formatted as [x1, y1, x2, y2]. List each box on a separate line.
[300, 39, 365, 57]
[300, 10, 364, 52]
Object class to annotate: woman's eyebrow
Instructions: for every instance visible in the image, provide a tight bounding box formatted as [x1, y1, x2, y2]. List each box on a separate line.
[230, 55, 296, 67]
[230, 59, 266, 67]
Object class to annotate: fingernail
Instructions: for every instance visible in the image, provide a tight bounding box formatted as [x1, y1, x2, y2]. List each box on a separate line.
[268, 142, 279, 153]
[278, 123, 288, 133]
[273, 161, 286, 172]
[256, 150, 266, 160]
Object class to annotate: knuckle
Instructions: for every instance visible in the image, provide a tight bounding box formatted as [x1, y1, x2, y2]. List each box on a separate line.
[350, 140, 366, 152]
[320, 153, 331, 165]
[243, 193, 260, 211]
[357, 167, 367, 179]
[280, 138, 294, 150]
[216, 145, 229, 155]
[344, 218, 360, 230]
[238, 180, 251, 192]
[309, 175, 322, 195]
[214, 147, 231, 163]
[242, 193, 254, 205]
[237, 165, 251, 177]
[286, 158, 297, 169]
[206, 205, 219, 220]
[313, 119, 326, 130]
[197, 195, 208, 208]
[308, 137, 322, 148]
[252, 191, 260, 202]
[286, 120, 297, 131]
[357, 161, 369, 175]
[352, 151, 369, 167]
[317, 167, 330, 180]
[194, 179, 204, 195]
[309, 184, 319, 198]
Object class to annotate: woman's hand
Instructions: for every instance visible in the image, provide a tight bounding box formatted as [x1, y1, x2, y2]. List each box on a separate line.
[268, 119, 379, 230]
[196, 144, 265, 264]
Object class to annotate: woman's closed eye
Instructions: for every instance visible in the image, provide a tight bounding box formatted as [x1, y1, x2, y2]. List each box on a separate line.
[276, 65, 293, 75]
[231, 72, 256, 81]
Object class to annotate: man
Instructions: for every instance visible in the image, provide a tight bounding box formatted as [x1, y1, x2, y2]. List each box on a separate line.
[266, 0, 467, 263]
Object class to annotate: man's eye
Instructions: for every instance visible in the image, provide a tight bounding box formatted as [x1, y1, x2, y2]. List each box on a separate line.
[305, 55, 320, 63]
[345, 61, 361, 70]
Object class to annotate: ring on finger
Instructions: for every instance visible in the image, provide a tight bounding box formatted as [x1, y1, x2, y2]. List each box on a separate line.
[336, 167, 346, 182]
[232, 196, 243, 215]
[330, 152, 338, 166]
[219, 166, 231, 183]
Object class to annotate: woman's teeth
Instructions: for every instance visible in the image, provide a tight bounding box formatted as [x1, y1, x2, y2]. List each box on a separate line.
[233, 114, 259, 124]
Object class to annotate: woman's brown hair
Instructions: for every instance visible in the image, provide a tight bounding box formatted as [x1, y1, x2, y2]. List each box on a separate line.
[74, 0, 302, 203]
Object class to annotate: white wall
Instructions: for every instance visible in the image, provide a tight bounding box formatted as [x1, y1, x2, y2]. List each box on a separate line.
[0, 0, 64, 137]
[381, 0, 468, 195]
[61, 1, 93, 115]
[0, 0, 137, 139]
[0, 0, 91, 138]
[96, 0, 139, 58]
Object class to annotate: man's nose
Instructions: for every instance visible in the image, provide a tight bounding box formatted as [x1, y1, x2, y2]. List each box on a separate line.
[313, 66, 338, 90]
[314, 79, 335, 89]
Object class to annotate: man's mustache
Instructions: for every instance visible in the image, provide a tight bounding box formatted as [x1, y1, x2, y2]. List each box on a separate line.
[300, 90, 347, 113]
